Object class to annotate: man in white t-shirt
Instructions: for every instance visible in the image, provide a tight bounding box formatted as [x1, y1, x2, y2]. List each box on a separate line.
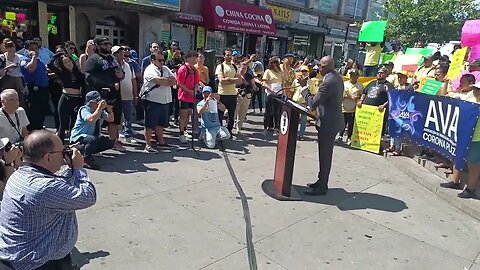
[0, 89, 29, 143]
[112, 45, 138, 143]
[141, 51, 177, 153]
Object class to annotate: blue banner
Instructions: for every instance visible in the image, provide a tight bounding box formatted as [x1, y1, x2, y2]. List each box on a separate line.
[388, 90, 480, 169]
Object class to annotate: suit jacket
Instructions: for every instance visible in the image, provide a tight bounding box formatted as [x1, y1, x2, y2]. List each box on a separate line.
[303, 70, 344, 134]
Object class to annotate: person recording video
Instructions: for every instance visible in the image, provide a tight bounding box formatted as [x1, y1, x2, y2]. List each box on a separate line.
[69, 91, 115, 170]
[0, 130, 96, 270]
[0, 89, 29, 144]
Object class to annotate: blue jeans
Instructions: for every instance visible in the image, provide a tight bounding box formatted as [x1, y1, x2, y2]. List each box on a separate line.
[122, 100, 135, 137]
[77, 135, 114, 159]
[363, 65, 378, 77]
[299, 113, 307, 137]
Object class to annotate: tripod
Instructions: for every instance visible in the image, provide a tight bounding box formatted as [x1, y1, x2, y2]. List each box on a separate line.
[176, 103, 201, 157]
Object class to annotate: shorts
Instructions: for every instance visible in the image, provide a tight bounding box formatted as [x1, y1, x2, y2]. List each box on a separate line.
[467, 141, 480, 164]
[144, 100, 170, 129]
[179, 100, 194, 110]
[111, 99, 123, 125]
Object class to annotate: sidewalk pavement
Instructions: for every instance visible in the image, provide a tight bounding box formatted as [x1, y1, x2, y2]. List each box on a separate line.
[72, 115, 480, 270]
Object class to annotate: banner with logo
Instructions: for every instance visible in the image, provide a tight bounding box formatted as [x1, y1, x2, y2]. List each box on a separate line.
[351, 104, 385, 154]
[388, 90, 480, 169]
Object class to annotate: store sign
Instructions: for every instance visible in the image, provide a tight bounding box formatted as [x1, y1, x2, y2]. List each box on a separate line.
[115, 0, 179, 10]
[176, 13, 203, 23]
[267, 4, 292, 23]
[196, 26, 206, 49]
[203, 0, 277, 36]
[298, 13, 318, 27]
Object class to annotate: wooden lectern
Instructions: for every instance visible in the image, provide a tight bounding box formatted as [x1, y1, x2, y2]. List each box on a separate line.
[262, 96, 315, 201]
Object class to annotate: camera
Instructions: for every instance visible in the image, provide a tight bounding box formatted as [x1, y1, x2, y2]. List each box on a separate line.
[100, 88, 117, 105]
[4, 141, 23, 152]
[240, 86, 257, 98]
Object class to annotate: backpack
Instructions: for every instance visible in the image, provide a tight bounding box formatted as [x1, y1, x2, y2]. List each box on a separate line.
[215, 62, 237, 92]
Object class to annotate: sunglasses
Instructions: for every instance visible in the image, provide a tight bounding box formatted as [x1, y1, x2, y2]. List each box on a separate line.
[301, 70, 309, 72]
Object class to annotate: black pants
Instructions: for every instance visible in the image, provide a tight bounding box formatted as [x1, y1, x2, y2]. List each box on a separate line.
[251, 85, 263, 112]
[77, 135, 115, 159]
[220, 95, 237, 133]
[315, 130, 337, 190]
[0, 254, 74, 270]
[49, 82, 63, 130]
[170, 87, 180, 121]
[263, 95, 281, 129]
[341, 112, 355, 139]
[57, 94, 83, 141]
[26, 85, 50, 131]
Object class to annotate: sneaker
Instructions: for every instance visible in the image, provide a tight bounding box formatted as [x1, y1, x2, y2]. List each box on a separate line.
[440, 181, 463, 190]
[335, 137, 343, 143]
[179, 135, 188, 144]
[262, 129, 268, 136]
[144, 145, 158, 153]
[125, 137, 138, 144]
[113, 141, 126, 152]
[458, 188, 477, 199]
[184, 132, 193, 139]
[84, 158, 100, 170]
[273, 130, 278, 136]
[119, 134, 126, 139]
[346, 138, 352, 145]
[236, 129, 242, 135]
[158, 143, 173, 149]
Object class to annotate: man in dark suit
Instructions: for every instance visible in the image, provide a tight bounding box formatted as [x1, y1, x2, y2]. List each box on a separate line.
[301, 56, 344, 195]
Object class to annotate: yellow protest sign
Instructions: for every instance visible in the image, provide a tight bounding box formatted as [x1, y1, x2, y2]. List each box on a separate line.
[447, 47, 468, 80]
[351, 104, 385, 154]
[5, 12, 16, 21]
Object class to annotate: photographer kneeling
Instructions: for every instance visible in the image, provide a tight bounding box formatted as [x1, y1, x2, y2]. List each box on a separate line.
[0, 130, 96, 270]
[197, 86, 230, 148]
[70, 91, 115, 170]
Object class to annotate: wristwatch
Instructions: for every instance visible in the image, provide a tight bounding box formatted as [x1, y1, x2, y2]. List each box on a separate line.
[4, 161, 14, 167]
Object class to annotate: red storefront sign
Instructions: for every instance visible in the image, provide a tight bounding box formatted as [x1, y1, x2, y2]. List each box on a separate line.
[203, 0, 276, 36]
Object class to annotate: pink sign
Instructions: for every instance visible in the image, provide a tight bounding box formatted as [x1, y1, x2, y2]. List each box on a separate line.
[461, 20, 480, 47]
[16, 13, 27, 22]
[203, 0, 276, 36]
[469, 45, 480, 63]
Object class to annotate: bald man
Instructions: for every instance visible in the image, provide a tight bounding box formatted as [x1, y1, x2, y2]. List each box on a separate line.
[301, 56, 344, 195]
[0, 130, 96, 269]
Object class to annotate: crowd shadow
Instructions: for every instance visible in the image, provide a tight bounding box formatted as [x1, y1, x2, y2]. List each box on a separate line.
[71, 247, 110, 269]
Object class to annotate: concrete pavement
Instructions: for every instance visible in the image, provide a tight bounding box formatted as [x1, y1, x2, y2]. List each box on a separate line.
[72, 115, 480, 270]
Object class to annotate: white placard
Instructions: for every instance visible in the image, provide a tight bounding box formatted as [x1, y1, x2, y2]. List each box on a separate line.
[271, 82, 282, 94]
[208, 99, 218, 113]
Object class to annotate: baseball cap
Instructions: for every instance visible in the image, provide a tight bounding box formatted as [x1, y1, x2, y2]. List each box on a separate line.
[424, 54, 434, 60]
[130, 49, 139, 61]
[94, 36, 110, 45]
[349, 69, 360, 76]
[202, 86, 213, 93]
[232, 50, 240, 57]
[111, 45, 124, 54]
[384, 61, 394, 67]
[85, 91, 102, 104]
[396, 70, 409, 77]
[300, 65, 309, 71]
[0, 137, 9, 150]
[284, 53, 295, 58]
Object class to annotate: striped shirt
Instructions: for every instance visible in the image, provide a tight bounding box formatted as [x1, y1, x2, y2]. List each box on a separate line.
[0, 164, 96, 270]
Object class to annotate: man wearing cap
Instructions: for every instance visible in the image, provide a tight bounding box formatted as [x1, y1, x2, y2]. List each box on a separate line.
[112, 45, 137, 144]
[19, 40, 49, 131]
[396, 71, 413, 91]
[70, 91, 115, 169]
[338, 58, 353, 76]
[85, 37, 126, 152]
[358, 66, 394, 110]
[197, 86, 230, 148]
[339, 69, 364, 144]
[216, 49, 240, 134]
[413, 54, 435, 87]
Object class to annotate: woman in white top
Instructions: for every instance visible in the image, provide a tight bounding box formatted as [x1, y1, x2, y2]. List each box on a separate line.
[79, 40, 95, 74]
[262, 56, 284, 136]
[1, 40, 25, 106]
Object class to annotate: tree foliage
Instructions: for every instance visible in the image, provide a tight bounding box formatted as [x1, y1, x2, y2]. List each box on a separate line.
[379, 0, 480, 45]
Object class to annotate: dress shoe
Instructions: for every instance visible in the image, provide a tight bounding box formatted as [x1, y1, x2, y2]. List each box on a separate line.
[304, 188, 328, 196]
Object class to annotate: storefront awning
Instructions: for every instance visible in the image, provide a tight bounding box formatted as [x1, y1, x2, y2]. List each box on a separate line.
[203, 0, 277, 36]
[279, 23, 330, 35]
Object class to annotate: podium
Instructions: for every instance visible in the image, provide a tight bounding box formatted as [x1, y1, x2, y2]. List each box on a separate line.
[262, 96, 316, 201]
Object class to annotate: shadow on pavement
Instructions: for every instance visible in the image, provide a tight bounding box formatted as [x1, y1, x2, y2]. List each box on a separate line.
[293, 185, 408, 213]
[71, 247, 110, 269]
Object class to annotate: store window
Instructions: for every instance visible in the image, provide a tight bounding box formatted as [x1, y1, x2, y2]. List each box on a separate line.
[291, 34, 309, 58]
[312, 0, 340, 15]
[368, 1, 385, 20]
[171, 23, 194, 52]
[206, 31, 243, 57]
[0, 6, 33, 39]
[344, 0, 367, 20]
[323, 41, 332, 57]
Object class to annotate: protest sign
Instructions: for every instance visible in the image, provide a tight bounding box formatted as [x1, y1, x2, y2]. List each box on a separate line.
[392, 54, 423, 73]
[420, 79, 443, 95]
[469, 45, 480, 63]
[351, 105, 385, 154]
[405, 48, 434, 56]
[447, 47, 468, 80]
[358, 21, 387, 42]
[388, 90, 480, 169]
[381, 53, 395, 65]
[461, 19, 480, 47]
